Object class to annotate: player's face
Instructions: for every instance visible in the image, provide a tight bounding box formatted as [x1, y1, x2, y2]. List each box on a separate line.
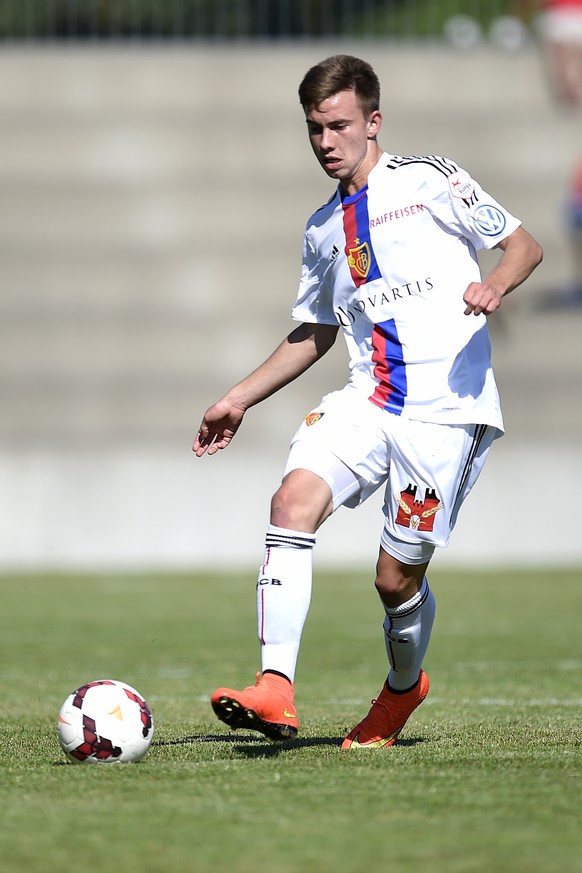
[305, 89, 382, 195]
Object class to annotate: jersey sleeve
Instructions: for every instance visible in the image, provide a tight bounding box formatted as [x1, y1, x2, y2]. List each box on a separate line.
[429, 164, 522, 251]
[291, 229, 337, 325]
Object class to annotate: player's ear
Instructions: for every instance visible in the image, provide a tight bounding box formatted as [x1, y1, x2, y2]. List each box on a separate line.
[367, 110, 382, 139]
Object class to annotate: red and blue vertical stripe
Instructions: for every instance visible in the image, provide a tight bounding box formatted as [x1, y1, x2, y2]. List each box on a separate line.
[369, 319, 407, 414]
[341, 187, 407, 414]
[341, 186, 381, 288]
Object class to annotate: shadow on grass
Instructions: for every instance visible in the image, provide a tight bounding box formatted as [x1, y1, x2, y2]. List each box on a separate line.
[154, 733, 342, 753]
[154, 733, 429, 756]
[230, 735, 429, 757]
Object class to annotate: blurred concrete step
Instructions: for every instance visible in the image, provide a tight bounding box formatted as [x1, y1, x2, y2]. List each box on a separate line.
[0, 119, 307, 185]
[0, 250, 300, 324]
[0, 183, 305, 249]
[0, 46, 554, 112]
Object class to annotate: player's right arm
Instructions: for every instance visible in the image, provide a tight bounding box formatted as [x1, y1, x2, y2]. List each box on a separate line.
[192, 322, 338, 457]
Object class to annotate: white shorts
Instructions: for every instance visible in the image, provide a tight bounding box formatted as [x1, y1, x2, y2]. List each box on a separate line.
[284, 387, 500, 565]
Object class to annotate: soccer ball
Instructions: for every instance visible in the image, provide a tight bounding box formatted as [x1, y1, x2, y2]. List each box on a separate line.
[57, 679, 154, 764]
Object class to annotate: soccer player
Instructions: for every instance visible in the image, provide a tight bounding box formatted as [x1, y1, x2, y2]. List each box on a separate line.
[536, 0, 582, 302]
[537, 0, 582, 108]
[193, 55, 543, 748]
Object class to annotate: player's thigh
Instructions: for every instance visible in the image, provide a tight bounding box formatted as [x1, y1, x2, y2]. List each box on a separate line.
[283, 389, 390, 511]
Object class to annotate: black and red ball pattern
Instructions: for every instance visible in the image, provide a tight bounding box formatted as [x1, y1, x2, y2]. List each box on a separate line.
[70, 715, 123, 762]
[69, 680, 153, 761]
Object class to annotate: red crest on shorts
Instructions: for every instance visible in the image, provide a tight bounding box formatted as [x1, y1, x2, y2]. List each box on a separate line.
[395, 484, 443, 532]
[304, 412, 324, 427]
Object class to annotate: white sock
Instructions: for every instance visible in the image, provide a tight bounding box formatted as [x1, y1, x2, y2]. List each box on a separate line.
[383, 577, 436, 691]
[256, 524, 316, 683]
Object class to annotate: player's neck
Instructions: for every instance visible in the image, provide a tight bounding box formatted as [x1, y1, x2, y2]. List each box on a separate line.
[340, 145, 383, 196]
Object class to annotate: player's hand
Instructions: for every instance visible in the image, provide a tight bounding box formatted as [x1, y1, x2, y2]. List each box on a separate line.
[192, 399, 245, 457]
[463, 281, 503, 316]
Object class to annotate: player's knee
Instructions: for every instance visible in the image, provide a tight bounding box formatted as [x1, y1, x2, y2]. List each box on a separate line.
[374, 569, 411, 605]
[374, 551, 429, 607]
[269, 471, 332, 532]
[270, 483, 302, 528]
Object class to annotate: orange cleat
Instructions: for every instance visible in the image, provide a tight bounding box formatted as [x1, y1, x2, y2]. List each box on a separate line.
[341, 671, 429, 749]
[211, 672, 299, 742]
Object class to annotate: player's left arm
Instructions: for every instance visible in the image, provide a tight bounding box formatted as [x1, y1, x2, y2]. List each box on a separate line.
[463, 226, 543, 316]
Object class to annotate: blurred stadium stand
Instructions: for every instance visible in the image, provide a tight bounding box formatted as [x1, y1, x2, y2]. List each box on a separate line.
[0, 1, 580, 569]
[0, 0, 536, 42]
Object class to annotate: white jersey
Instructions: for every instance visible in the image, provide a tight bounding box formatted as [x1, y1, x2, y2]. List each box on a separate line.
[292, 152, 521, 431]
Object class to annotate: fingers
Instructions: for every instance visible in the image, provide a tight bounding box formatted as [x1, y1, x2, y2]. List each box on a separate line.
[193, 401, 242, 457]
[463, 283, 502, 316]
[192, 426, 231, 457]
[193, 429, 217, 457]
[192, 430, 206, 457]
[464, 300, 486, 316]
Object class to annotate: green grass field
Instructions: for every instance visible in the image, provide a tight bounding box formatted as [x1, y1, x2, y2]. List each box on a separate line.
[1, 567, 581, 873]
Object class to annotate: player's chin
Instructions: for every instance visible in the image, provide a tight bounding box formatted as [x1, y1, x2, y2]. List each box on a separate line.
[321, 161, 342, 178]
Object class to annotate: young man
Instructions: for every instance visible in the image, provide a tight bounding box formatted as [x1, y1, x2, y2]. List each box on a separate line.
[193, 55, 542, 748]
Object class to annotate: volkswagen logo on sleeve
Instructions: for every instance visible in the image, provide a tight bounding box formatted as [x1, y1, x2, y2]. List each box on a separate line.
[472, 204, 507, 236]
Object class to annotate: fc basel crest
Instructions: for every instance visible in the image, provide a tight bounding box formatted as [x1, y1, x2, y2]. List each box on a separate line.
[304, 412, 324, 427]
[347, 239, 371, 280]
[395, 484, 443, 532]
